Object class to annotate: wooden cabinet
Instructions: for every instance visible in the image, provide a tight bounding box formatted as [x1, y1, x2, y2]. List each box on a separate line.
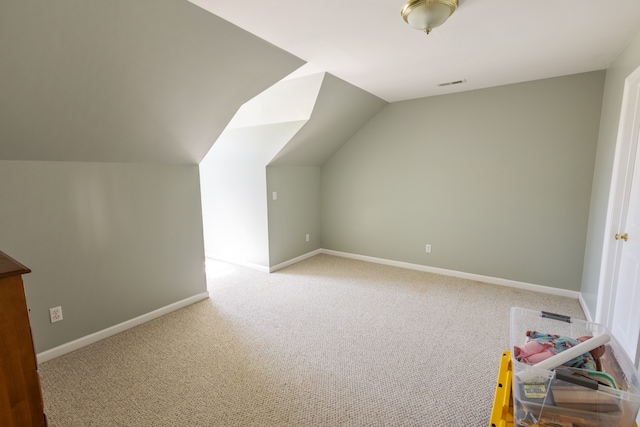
[0, 251, 46, 426]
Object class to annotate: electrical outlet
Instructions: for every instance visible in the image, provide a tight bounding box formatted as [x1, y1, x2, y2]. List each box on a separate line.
[425, 244, 432, 253]
[49, 306, 63, 323]
[306, 234, 310, 242]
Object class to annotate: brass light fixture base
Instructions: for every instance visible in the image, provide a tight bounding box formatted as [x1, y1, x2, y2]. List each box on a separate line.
[401, 0, 459, 35]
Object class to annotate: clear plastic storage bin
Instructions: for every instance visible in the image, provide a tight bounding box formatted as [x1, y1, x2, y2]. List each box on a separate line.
[510, 307, 640, 427]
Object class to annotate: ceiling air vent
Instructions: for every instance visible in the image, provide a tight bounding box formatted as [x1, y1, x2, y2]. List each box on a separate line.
[438, 79, 467, 87]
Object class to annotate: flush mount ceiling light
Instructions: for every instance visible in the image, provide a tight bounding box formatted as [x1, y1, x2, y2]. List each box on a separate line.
[401, 0, 459, 35]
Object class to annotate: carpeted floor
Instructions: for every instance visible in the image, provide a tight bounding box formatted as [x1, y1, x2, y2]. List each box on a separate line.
[39, 254, 585, 426]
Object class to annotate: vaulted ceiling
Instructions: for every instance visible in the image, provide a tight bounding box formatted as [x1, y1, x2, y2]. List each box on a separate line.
[268, 73, 388, 167]
[3, 0, 640, 165]
[0, 0, 303, 164]
[190, 0, 640, 102]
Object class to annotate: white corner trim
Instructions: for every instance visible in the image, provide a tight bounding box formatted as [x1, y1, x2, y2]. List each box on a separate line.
[578, 293, 594, 322]
[321, 249, 581, 299]
[207, 249, 323, 274]
[36, 292, 210, 364]
[269, 249, 323, 272]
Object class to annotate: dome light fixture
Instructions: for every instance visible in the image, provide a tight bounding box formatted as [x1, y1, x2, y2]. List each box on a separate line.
[401, 0, 459, 35]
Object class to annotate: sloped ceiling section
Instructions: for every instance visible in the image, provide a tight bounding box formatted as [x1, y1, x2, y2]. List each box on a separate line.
[226, 72, 325, 130]
[268, 73, 387, 166]
[0, 0, 304, 164]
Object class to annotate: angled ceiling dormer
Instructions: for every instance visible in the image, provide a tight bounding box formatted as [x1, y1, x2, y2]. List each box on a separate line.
[268, 73, 387, 166]
[199, 69, 386, 268]
[203, 69, 387, 168]
[0, 0, 304, 164]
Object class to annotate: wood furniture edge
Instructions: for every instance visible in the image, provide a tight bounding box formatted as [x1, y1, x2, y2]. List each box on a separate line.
[0, 250, 31, 279]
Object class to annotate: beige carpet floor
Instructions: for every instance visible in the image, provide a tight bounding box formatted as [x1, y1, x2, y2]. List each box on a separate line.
[39, 254, 585, 426]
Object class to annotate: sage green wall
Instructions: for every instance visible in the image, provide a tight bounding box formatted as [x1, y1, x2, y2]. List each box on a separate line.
[199, 74, 324, 269]
[0, 0, 303, 164]
[0, 161, 206, 353]
[321, 71, 605, 291]
[262, 74, 384, 267]
[581, 29, 640, 318]
[267, 166, 321, 266]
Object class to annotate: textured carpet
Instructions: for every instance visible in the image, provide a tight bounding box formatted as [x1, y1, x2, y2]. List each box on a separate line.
[39, 254, 585, 426]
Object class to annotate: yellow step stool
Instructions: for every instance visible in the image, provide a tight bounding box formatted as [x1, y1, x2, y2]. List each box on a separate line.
[489, 351, 514, 427]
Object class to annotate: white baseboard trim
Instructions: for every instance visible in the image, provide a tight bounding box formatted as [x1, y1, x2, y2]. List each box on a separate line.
[578, 293, 594, 322]
[207, 248, 581, 300]
[207, 250, 323, 274]
[36, 292, 210, 364]
[270, 249, 323, 272]
[321, 249, 581, 299]
[206, 256, 269, 273]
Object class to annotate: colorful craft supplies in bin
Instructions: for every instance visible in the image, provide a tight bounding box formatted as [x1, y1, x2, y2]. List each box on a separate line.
[508, 307, 640, 427]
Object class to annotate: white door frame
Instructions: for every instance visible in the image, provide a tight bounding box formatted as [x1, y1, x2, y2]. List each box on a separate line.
[596, 65, 640, 330]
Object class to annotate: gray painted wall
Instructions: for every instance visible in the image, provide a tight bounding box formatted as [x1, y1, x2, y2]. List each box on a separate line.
[202, 72, 386, 269]
[0, 0, 304, 354]
[321, 71, 605, 291]
[199, 74, 324, 269]
[0, 0, 303, 164]
[263, 74, 386, 267]
[267, 166, 322, 266]
[581, 29, 640, 318]
[0, 161, 206, 353]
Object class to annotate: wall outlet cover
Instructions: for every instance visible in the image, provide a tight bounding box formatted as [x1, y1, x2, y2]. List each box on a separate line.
[49, 306, 63, 323]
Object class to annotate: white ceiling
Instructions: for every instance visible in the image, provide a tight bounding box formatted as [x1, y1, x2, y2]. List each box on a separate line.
[189, 0, 640, 102]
